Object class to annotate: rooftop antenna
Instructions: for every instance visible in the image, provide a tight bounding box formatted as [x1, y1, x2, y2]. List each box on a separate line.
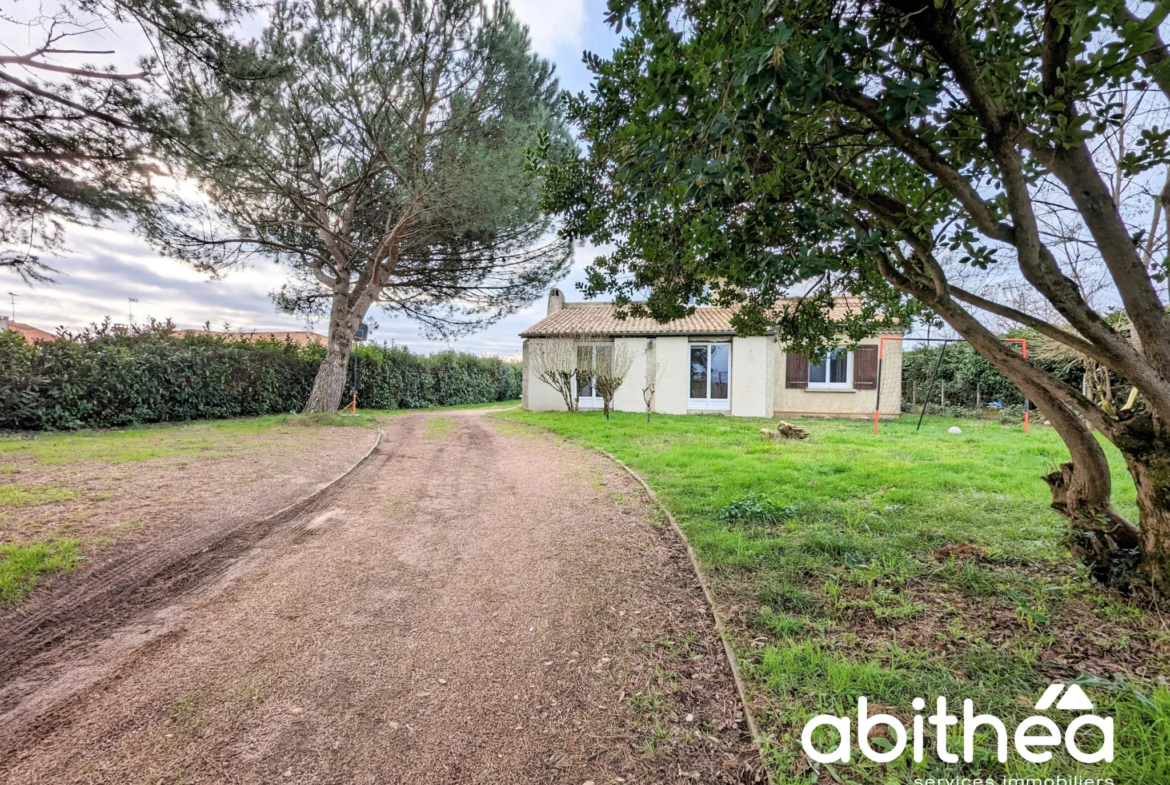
[7, 292, 17, 321]
[128, 297, 138, 322]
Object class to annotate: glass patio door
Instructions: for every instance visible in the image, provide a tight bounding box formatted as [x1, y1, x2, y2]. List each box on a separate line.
[688, 343, 731, 410]
[575, 343, 612, 408]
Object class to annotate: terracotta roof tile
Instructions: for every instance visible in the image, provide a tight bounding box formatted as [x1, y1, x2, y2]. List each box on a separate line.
[8, 322, 56, 343]
[521, 305, 744, 338]
[520, 296, 889, 338]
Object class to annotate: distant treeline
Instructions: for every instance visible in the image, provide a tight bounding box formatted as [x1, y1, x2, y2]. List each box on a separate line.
[0, 322, 520, 430]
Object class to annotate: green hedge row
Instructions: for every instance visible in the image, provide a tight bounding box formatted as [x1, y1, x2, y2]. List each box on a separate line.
[901, 340, 1081, 410]
[0, 322, 521, 430]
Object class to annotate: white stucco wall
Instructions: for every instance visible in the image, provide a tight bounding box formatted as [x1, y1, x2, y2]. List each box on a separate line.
[522, 336, 656, 415]
[730, 336, 774, 418]
[653, 337, 691, 415]
[524, 332, 898, 419]
[522, 338, 575, 412]
[612, 337, 648, 413]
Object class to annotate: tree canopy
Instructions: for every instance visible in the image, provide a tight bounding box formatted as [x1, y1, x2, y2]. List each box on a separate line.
[538, 0, 1170, 595]
[154, 0, 570, 411]
[0, 0, 244, 281]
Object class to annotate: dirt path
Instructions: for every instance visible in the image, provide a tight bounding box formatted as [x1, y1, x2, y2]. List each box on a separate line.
[0, 412, 760, 784]
[0, 424, 380, 709]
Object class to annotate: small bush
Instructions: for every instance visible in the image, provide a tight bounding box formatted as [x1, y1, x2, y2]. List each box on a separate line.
[718, 492, 791, 525]
[998, 404, 1025, 425]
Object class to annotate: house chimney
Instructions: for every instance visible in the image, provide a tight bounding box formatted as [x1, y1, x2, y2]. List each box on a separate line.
[0, 316, 9, 331]
[547, 288, 565, 315]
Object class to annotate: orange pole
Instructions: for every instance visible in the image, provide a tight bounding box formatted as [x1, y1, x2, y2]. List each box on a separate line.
[1004, 338, 1029, 434]
[350, 392, 357, 415]
[873, 336, 904, 435]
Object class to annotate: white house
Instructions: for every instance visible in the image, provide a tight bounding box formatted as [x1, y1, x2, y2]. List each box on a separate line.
[520, 290, 904, 419]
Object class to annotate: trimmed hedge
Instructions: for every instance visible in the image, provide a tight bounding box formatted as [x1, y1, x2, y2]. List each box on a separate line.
[0, 322, 521, 430]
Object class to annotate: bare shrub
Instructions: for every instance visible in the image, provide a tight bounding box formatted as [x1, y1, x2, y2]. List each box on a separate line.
[527, 339, 578, 412]
[594, 343, 635, 420]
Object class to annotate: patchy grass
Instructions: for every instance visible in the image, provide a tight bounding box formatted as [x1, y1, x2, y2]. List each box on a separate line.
[423, 416, 456, 438]
[0, 539, 80, 607]
[362, 399, 520, 418]
[0, 483, 79, 508]
[284, 412, 379, 429]
[0, 414, 379, 608]
[0, 413, 377, 466]
[494, 410, 1170, 785]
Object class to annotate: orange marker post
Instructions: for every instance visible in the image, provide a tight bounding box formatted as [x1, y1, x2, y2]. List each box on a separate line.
[873, 336, 904, 435]
[1004, 338, 1029, 434]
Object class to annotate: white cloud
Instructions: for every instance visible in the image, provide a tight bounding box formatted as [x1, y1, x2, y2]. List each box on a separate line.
[510, 0, 587, 57]
[3, 0, 600, 357]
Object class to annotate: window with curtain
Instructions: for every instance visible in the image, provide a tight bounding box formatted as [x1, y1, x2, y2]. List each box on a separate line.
[808, 349, 850, 388]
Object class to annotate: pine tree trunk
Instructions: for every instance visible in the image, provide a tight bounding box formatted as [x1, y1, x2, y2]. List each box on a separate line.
[304, 291, 362, 414]
[304, 332, 354, 413]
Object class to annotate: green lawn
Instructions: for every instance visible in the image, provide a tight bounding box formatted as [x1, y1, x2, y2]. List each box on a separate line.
[494, 410, 1170, 785]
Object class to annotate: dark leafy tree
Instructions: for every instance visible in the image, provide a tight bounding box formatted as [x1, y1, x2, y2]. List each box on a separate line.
[538, 0, 1170, 595]
[0, 0, 243, 281]
[152, 0, 571, 412]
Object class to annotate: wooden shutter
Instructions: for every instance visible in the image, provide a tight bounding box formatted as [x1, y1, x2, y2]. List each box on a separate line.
[853, 345, 878, 389]
[785, 353, 809, 388]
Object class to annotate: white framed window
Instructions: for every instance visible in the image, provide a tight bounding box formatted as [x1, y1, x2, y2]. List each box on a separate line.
[688, 342, 731, 409]
[808, 349, 852, 390]
[574, 343, 613, 408]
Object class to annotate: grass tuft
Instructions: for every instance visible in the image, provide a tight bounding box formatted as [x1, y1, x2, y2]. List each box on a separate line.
[0, 483, 78, 508]
[0, 539, 80, 606]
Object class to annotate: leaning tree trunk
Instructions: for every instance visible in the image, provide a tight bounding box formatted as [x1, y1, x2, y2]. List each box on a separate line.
[913, 293, 1150, 590]
[304, 291, 364, 414]
[303, 331, 355, 413]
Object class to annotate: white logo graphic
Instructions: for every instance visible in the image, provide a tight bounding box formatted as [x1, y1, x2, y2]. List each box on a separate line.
[1034, 683, 1094, 712]
[801, 683, 1113, 765]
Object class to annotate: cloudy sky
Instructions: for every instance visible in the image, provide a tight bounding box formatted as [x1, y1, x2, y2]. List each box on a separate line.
[5, 0, 620, 358]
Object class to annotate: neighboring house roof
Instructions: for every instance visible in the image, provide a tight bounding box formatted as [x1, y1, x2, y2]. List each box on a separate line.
[174, 329, 328, 347]
[520, 295, 897, 339]
[7, 322, 56, 343]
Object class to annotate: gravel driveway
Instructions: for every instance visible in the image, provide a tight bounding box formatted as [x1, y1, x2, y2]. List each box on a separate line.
[0, 411, 760, 784]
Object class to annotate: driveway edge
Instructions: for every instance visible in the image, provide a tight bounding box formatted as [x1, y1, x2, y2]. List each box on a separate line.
[262, 424, 383, 525]
[492, 416, 773, 784]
